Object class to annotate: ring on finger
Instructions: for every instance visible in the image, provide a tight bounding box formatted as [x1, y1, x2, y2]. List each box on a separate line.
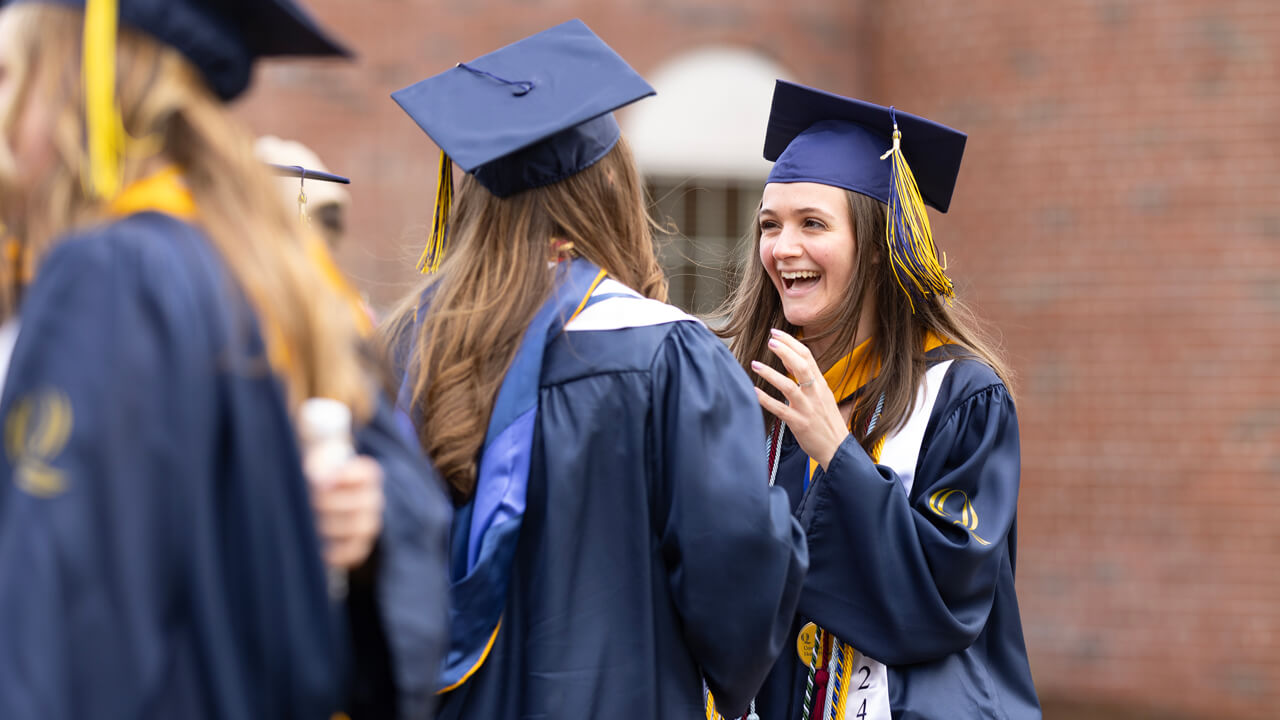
[797, 378, 816, 388]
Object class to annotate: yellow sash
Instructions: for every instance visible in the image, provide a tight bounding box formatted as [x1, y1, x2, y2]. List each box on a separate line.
[106, 165, 197, 220]
[808, 330, 949, 475]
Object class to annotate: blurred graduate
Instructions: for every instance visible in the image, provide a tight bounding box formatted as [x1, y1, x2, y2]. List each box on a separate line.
[256, 136, 352, 252]
[716, 80, 1039, 719]
[0, 0, 450, 717]
[383, 20, 808, 720]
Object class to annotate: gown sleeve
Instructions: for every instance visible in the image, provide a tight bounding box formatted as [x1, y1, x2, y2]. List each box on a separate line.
[0, 232, 221, 717]
[349, 397, 452, 720]
[795, 372, 1021, 665]
[649, 322, 809, 718]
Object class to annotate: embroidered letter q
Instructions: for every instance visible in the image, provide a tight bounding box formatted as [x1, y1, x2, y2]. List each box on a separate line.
[927, 488, 991, 546]
[4, 389, 73, 498]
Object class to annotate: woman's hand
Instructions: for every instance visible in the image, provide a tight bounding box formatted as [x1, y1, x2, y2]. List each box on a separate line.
[308, 456, 385, 570]
[751, 328, 849, 470]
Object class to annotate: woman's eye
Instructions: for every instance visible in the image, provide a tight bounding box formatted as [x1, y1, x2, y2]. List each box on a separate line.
[759, 220, 779, 231]
[804, 218, 827, 230]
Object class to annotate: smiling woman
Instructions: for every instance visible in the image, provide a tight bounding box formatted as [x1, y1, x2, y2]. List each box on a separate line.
[757, 181, 867, 360]
[714, 80, 1039, 720]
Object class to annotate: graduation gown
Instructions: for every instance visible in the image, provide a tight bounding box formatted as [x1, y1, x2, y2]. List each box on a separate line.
[756, 346, 1040, 720]
[433, 280, 809, 720]
[0, 212, 450, 719]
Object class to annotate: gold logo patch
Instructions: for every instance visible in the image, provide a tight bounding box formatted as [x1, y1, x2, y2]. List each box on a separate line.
[796, 621, 818, 662]
[5, 389, 73, 497]
[928, 488, 991, 546]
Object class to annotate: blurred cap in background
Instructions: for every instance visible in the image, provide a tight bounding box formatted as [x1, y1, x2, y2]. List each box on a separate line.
[254, 135, 351, 248]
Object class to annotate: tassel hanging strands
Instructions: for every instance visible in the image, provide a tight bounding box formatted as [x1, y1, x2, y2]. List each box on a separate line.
[83, 0, 126, 200]
[878, 107, 953, 312]
[417, 150, 454, 274]
[415, 62, 534, 274]
[296, 176, 308, 222]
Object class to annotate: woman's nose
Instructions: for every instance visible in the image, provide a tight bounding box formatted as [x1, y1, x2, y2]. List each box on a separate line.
[771, 226, 802, 260]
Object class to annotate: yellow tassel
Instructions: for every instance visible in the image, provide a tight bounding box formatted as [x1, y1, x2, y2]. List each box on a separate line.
[417, 150, 453, 274]
[879, 119, 953, 312]
[297, 184, 308, 223]
[83, 0, 125, 200]
[832, 642, 857, 720]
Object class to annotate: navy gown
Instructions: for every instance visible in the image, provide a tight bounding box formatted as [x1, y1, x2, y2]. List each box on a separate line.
[430, 280, 809, 720]
[0, 212, 450, 719]
[756, 347, 1040, 720]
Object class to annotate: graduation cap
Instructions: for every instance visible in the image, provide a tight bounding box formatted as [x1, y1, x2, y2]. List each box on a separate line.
[0, 0, 349, 200]
[256, 135, 352, 227]
[391, 18, 655, 273]
[267, 163, 350, 226]
[764, 80, 967, 308]
[3, 0, 349, 101]
[268, 164, 351, 186]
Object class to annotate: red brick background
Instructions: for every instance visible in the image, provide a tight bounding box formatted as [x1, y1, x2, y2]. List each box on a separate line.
[235, 2, 1280, 717]
[865, 3, 1280, 718]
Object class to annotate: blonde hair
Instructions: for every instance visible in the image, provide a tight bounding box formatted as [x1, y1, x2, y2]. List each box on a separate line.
[0, 4, 372, 418]
[381, 137, 665, 502]
[717, 188, 1013, 453]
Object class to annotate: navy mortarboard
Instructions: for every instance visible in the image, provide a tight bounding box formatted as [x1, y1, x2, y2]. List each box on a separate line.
[0, 0, 349, 200]
[2, 0, 349, 101]
[764, 80, 967, 308]
[391, 18, 655, 272]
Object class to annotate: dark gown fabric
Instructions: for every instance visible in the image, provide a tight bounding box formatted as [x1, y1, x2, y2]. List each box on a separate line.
[0, 213, 450, 720]
[432, 302, 808, 720]
[757, 349, 1040, 720]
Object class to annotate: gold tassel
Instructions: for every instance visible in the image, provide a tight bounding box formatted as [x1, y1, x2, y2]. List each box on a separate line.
[879, 117, 953, 312]
[417, 150, 453, 274]
[83, 0, 125, 200]
[297, 182, 308, 223]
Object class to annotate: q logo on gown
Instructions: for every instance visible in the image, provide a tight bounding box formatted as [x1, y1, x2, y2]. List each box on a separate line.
[5, 388, 73, 498]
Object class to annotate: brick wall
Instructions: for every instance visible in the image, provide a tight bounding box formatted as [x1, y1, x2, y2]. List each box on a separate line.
[865, 2, 1280, 718]
[235, 1, 1280, 717]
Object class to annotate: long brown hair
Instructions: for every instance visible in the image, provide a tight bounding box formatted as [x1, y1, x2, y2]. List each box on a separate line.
[717, 188, 1012, 453]
[0, 4, 372, 417]
[381, 137, 666, 502]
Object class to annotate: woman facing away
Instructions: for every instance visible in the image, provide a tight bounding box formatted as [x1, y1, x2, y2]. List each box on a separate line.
[716, 80, 1040, 720]
[383, 19, 808, 720]
[0, 1, 449, 718]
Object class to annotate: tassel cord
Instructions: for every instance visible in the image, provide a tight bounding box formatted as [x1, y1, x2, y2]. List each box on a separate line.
[878, 110, 953, 311]
[83, 0, 125, 200]
[418, 151, 454, 274]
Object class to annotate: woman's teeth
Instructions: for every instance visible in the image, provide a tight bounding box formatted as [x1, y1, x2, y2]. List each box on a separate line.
[781, 270, 820, 290]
